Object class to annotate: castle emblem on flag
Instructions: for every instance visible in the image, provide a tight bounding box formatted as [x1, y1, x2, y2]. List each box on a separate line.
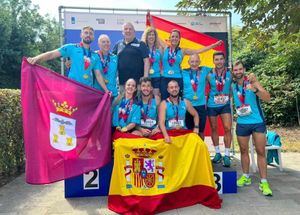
[123, 148, 165, 189]
[50, 100, 78, 151]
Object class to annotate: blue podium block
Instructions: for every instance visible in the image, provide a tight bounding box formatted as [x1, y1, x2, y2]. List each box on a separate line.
[213, 163, 237, 194]
[64, 161, 113, 198]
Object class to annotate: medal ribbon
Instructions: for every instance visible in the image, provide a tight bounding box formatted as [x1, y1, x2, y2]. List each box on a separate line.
[167, 47, 177, 67]
[235, 76, 249, 107]
[149, 46, 155, 67]
[79, 42, 91, 70]
[189, 69, 200, 93]
[215, 68, 227, 93]
[98, 51, 110, 74]
[167, 97, 179, 121]
[118, 98, 133, 122]
[140, 98, 152, 121]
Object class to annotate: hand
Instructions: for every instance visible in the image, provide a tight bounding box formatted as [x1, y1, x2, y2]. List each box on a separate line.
[121, 127, 128, 132]
[151, 127, 161, 136]
[214, 40, 223, 47]
[193, 128, 199, 134]
[105, 90, 112, 97]
[140, 128, 151, 137]
[65, 59, 71, 69]
[164, 135, 171, 144]
[116, 126, 121, 131]
[27, 57, 38, 65]
[248, 73, 257, 84]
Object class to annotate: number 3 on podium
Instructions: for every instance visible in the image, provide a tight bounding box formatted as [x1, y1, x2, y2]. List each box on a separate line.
[214, 172, 223, 194]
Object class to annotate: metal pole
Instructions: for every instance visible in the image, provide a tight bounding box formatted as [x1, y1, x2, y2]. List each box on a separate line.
[58, 6, 64, 75]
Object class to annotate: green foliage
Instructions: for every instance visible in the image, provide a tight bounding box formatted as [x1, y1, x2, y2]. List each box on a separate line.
[0, 89, 24, 175]
[176, 0, 300, 34]
[0, 0, 60, 89]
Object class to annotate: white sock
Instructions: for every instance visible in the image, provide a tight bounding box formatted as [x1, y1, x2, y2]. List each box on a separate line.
[261, 178, 267, 183]
[225, 148, 230, 156]
[243, 173, 249, 178]
[215, 146, 220, 154]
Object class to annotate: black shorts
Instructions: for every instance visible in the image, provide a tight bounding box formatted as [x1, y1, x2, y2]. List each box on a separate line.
[185, 105, 207, 133]
[207, 104, 231, 116]
[236, 123, 266, 136]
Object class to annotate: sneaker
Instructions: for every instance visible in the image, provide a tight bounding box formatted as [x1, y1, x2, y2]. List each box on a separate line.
[223, 155, 231, 167]
[237, 175, 251, 187]
[212, 153, 222, 164]
[259, 181, 273, 196]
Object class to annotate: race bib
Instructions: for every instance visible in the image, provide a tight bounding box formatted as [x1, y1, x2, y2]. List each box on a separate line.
[236, 105, 252, 116]
[168, 119, 184, 129]
[141, 119, 156, 128]
[214, 95, 229, 105]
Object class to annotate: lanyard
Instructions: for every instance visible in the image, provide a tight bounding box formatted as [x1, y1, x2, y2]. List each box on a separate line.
[189, 68, 200, 92]
[149, 46, 156, 66]
[167, 97, 179, 121]
[167, 47, 178, 67]
[140, 98, 152, 120]
[118, 98, 133, 122]
[235, 77, 249, 106]
[215, 68, 227, 92]
[98, 51, 110, 74]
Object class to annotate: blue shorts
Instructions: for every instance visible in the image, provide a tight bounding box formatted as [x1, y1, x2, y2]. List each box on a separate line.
[151, 77, 161, 89]
[207, 104, 231, 116]
[185, 105, 207, 133]
[236, 123, 266, 136]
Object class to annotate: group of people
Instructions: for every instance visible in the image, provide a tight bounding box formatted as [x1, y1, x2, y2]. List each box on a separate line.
[27, 21, 273, 196]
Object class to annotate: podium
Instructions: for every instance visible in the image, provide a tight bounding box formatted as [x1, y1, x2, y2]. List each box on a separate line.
[213, 162, 237, 194]
[64, 161, 113, 198]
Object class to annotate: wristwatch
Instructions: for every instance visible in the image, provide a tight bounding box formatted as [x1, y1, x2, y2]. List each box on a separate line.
[253, 88, 259, 93]
[194, 125, 199, 128]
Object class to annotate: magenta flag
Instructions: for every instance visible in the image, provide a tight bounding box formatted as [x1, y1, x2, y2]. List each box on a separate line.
[21, 58, 111, 184]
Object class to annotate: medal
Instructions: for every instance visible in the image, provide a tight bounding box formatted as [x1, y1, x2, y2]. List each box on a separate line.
[193, 95, 198, 100]
[97, 51, 110, 74]
[83, 74, 89, 79]
[189, 68, 200, 99]
[79, 42, 92, 70]
[83, 56, 91, 70]
[104, 79, 109, 84]
[168, 70, 174, 75]
[149, 68, 155, 74]
[167, 47, 177, 67]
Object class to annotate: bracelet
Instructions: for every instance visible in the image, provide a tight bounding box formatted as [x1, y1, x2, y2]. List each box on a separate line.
[253, 88, 259, 94]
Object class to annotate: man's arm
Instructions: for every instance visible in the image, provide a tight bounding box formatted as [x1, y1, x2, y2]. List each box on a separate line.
[183, 40, 223, 56]
[27, 49, 61, 65]
[185, 99, 199, 134]
[94, 70, 110, 93]
[143, 57, 150, 77]
[248, 73, 271, 102]
[158, 101, 171, 143]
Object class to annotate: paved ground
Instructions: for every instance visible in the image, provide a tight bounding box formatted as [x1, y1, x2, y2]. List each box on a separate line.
[0, 153, 300, 215]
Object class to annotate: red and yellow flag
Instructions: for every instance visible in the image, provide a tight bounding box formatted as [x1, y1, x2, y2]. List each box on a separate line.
[108, 130, 222, 214]
[150, 14, 226, 69]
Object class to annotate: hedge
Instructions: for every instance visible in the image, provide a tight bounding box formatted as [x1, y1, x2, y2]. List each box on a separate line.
[0, 89, 24, 175]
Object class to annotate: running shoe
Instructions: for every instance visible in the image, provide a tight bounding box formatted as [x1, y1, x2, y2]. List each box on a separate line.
[223, 155, 231, 167]
[212, 153, 222, 163]
[259, 181, 273, 196]
[237, 175, 251, 187]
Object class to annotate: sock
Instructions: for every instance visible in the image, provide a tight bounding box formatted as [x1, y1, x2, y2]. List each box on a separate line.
[215, 146, 220, 154]
[225, 148, 230, 156]
[261, 178, 267, 183]
[243, 173, 249, 178]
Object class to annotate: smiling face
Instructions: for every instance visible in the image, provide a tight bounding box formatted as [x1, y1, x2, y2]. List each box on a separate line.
[80, 27, 94, 45]
[140, 81, 153, 97]
[188, 54, 201, 70]
[147, 30, 156, 46]
[125, 79, 137, 97]
[122, 23, 135, 42]
[98, 35, 111, 52]
[233, 63, 245, 80]
[167, 80, 180, 98]
[213, 54, 226, 69]
[169, 30, 180, 47]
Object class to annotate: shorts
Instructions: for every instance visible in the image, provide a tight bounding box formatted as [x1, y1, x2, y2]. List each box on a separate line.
[185, 105, 207, 133]
[160, 77, 183, 100]
[236, 123, 266, 136]
[207, 104, 231, 116]
[150, 77, 161, 89]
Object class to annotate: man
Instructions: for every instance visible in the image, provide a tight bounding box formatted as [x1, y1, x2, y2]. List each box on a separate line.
[112, 22, 150, 90]
[27, 26, 109, 92]
[182, 54, 210, 140]
[159, 80, 199, 143]
[232, 60, 272, 196]
[135, 77, 161, 137]
[207, 52, 232, 167]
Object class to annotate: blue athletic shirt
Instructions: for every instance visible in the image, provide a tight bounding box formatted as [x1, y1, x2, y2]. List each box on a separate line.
[162, 47, 183, 78]
[139, 98, 158, 129]
[148, 47, 161, 78]
[112, 98, 141, 128]
[232, 82, 265, 124]
[207, 70, 232, 108]
[58, 44, 100, 87]
[182, 66, 210, 106]
[93, 52, 118, 97]
[165, 98, 187, 130]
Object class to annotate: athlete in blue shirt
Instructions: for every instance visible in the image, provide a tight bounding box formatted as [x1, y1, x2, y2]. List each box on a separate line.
[232, 60, 272, 196]
[27, 26, 109, 92]
[182, 54, 210, 140]
[94, 34, 118, 97]
[159, 80, 199, 143]
[135, 77, 161, 137]
[207, 51, 232, 167]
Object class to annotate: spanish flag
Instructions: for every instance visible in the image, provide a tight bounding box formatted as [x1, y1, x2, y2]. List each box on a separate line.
[108, 130, 222, 214]
[148, 14, 226, 69]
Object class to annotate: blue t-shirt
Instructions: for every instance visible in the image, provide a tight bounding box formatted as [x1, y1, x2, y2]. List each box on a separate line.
[162, 47, 183, 78]
[148, 48, 161, 78]
[232, 82, 265, 124]
[182, 66, 210, 106]
[58, 44, 100, 87]
[93, 52, 118, 97]
[112, 98, 141, 128]
[165, 98, 187, 130]
[207, 70, 232, 108]
[139, 98, 158, 129]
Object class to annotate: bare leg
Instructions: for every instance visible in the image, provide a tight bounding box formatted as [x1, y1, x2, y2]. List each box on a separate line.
[252, 132, 267, 179]
[208, 116, 219, 147]
[237, 135, 251, 174]
[220, 113, 232, 149]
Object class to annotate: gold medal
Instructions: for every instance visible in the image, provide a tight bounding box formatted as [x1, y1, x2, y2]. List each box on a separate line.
[83, 74, 89, 79]
[176, 125, 181, 130]
[149, 68, 155, 74]
[168, 70, 174, 75]
[193, 95, 198, 100]
[104, 79, 109, 84]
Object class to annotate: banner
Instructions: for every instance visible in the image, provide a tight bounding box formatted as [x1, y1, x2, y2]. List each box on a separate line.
[108, 131, 222, 214]
[21, 58, 111, 184]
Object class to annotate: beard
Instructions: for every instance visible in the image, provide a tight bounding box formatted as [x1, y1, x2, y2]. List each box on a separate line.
[233, 73, 243, 80]
[141, 91, 151, 97]
[169, 92, 179, 98]
[82, 39, 92, 44]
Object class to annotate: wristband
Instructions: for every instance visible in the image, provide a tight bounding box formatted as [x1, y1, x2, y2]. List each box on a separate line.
[253, 88, 259, 94]
[194, 125, 199, 129]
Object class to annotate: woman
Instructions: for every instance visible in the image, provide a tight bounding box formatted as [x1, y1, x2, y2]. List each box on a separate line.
[94, 34, 118, 98]
[141, 27, 162, 96]
[112, 79, 141, 134]
[159, 29, 222, 99]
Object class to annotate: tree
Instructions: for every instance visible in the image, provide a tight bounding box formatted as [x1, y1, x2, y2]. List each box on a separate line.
[176, 0, 300, 34]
